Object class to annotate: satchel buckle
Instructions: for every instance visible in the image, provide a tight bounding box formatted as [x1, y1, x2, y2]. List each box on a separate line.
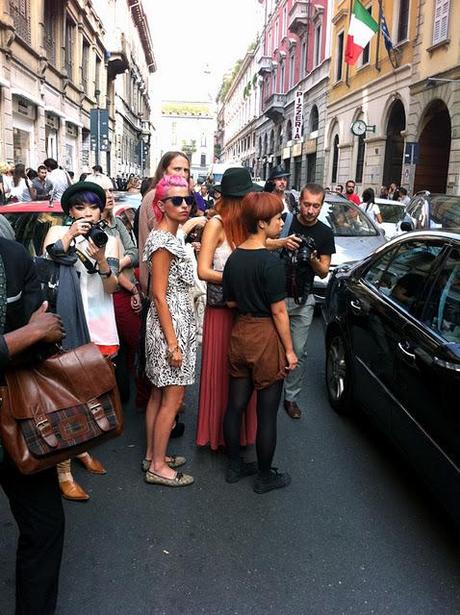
[87, 398, 110, 432]
[35, 415, 58, 448]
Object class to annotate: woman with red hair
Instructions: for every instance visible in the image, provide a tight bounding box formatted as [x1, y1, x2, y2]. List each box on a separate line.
[142, 175, 196, 487]
[222, 192, 297, 493]
[196, 168, 262, 450]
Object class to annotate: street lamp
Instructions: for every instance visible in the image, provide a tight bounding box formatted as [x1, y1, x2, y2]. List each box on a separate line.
[140, 121, 151, 176]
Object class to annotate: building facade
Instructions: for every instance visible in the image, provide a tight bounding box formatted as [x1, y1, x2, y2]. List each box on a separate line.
[0, 0, 155, 177]
[93, 0, 155, 177]
[0, 0, 107, 173]
[218, 0, 332, 188]
[325, 0, 419, 193]
[405, 0, 459, 195]
[159, 100, 215, 181]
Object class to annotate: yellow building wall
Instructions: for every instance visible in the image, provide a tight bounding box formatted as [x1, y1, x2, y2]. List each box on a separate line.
[416, 1, 460, 81]
[329, 0, 419, 102]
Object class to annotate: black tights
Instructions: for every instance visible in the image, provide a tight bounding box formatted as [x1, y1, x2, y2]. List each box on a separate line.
[223, 378, 283, 474]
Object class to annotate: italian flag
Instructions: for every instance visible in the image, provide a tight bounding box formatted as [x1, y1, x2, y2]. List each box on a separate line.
[345, 0, 379, 65]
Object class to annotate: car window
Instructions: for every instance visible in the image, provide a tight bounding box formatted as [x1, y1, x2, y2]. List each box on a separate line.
[378, 204, 405, 224]
[364, 240, 443, 311]
[320, 201, 377, 237]
[4, 212, 68, 256]
[423, 248, 460, 344]
[364, 247, 399, 287]
[430, 196, 460, 230]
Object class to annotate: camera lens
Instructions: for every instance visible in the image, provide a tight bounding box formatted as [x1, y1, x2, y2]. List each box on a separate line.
[87, 225, 108, 247]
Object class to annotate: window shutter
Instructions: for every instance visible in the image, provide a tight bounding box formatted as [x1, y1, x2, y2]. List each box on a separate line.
[433, 0, 450, 44]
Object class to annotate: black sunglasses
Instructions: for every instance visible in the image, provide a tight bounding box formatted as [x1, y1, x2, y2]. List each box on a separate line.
[163, 196, 194, 206]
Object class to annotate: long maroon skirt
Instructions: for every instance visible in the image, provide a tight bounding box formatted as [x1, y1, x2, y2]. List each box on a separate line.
[196, 306, 257, 450]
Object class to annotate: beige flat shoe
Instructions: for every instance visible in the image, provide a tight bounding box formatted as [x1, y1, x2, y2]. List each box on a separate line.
[144, 470, 194, 487]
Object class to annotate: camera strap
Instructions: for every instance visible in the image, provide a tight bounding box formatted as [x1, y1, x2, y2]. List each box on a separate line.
[75, 248, 98, 274]
[280, 212, 294, 239]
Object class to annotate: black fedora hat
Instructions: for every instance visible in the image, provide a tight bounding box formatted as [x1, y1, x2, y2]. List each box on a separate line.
[269, 165, 290, 180]
[220, 167, 263, 198]
[61, 181, 107, 215]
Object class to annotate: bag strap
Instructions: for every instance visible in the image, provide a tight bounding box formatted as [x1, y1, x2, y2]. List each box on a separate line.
[75, 248, 98, 274]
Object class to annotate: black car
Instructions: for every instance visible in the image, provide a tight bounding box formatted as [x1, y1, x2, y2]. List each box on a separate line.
[324, 230, 460, 524]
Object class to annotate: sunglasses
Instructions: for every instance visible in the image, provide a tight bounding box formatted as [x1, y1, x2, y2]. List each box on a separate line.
[163, 196, 194, 206]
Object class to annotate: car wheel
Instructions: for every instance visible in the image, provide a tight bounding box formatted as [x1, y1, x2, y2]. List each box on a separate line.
[326, 332, 353, 414]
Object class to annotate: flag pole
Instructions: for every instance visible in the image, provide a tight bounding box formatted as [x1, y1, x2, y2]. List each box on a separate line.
[346, 0, 353, 87]
[376, 0, 382, 72]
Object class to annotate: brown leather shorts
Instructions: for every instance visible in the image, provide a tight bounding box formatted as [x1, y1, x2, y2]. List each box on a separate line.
[228, 315, 287, 390]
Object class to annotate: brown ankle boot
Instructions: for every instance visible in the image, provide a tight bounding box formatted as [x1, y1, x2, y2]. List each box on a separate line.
[77, 453, 106, 475]
[59, 479, 90, 502]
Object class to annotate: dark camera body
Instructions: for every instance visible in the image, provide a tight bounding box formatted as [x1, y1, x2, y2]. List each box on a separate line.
[86, 220, 108, 247]
[283, 235, 317, 305]
[289, 235, 316, 265]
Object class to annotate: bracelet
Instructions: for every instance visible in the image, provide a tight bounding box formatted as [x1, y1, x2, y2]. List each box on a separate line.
[166, 345, 179, 361]
[98, 268, 112, 279]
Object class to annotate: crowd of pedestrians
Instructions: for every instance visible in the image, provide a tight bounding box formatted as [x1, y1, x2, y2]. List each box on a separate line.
[0, 148, 358, 613]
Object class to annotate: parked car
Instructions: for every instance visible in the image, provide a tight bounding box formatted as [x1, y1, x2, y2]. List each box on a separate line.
[369, 197, 405, 239]
[313, 192, 386, 302]
[1, 201, 67, 255]
[399, 192, 460, 233]
[324, 230, 460, 524]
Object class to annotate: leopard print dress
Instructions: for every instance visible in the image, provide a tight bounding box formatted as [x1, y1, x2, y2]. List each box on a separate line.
[143, 230, 196, 388]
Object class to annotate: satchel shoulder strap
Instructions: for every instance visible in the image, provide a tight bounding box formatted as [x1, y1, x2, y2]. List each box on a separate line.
[280, 212, 294, 239]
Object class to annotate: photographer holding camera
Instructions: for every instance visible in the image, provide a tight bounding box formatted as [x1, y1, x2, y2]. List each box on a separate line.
[279, 183, 335, 419]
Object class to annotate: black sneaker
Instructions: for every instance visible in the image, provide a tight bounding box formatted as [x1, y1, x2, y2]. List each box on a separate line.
[225, 460, 258, 484]
[253, 468, 291, 494]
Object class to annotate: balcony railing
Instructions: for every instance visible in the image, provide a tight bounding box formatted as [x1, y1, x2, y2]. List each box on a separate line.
[263, 93, 286, 121]
[258, 56, 274, 76]
[288, 1, 310, 37]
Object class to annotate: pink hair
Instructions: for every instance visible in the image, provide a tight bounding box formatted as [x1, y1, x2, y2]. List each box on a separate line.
[152, 174, 189, 223]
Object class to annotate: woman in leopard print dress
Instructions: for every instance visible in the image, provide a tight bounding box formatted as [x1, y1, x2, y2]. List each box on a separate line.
[142, 175, 196, 487]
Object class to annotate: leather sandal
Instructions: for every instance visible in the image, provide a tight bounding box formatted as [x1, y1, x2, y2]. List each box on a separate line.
[144, 470, 194, 487]
[59, 479, 90, 502]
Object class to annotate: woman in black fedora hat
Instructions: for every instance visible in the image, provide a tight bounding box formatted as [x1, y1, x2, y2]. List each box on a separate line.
[196, 168, 262, 451]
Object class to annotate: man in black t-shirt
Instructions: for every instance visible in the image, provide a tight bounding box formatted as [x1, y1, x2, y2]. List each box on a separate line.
[280, 183, 335, 419]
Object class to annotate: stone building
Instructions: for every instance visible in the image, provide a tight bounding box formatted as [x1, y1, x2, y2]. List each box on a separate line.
[159, 100, 215, 181]
[92, 0, 155, 177]
[0, 0, 107, 173]
[0, 0, 155, 176]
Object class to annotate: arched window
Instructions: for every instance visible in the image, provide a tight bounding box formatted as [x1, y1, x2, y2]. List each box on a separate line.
[286, 119, 293, 142]
[332, 134, 339, 183]
[277, 124, 283, 149]
[258, 136, 262, 156]
[263, 133, 268, 155]
[310, 105, 319, 134]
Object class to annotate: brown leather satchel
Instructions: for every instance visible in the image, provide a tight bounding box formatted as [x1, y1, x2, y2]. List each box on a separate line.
[0, 343, 123, 474]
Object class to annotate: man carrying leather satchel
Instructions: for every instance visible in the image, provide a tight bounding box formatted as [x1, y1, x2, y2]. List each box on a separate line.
[0, 237, 66, 615]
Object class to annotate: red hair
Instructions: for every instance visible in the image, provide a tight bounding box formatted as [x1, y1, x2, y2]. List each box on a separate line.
[216, 196, 248, 248]
[241, 192, 283, 234]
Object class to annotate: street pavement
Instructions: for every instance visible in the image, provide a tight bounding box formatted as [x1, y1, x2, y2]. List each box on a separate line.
[1, 316, 459, 615]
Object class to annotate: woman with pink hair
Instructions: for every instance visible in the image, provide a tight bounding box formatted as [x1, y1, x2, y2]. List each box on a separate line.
[142, 175, 196, 487]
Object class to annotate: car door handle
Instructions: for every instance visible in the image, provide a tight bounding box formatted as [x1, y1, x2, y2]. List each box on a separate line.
[398, 341, 415, 361]
[350, 299, 362, 313]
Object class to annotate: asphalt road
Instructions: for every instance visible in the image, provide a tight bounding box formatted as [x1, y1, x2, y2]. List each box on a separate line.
[1, 317, 459, 615]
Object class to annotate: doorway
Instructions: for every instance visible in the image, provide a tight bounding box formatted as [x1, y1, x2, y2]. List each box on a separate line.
[414, 100, 451, 193]
[383, 99, 406, 188]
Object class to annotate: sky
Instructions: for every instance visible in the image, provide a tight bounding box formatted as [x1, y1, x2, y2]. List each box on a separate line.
[145, 0, 265, 105]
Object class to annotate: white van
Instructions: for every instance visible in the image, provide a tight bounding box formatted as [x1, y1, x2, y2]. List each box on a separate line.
[207, 162, 243, 185]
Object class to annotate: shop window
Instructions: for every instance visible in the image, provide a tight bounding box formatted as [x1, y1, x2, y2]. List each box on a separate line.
[310, 106, 319, 135]
[200, 154, 206, 167]
[13, 128, 30, 167]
